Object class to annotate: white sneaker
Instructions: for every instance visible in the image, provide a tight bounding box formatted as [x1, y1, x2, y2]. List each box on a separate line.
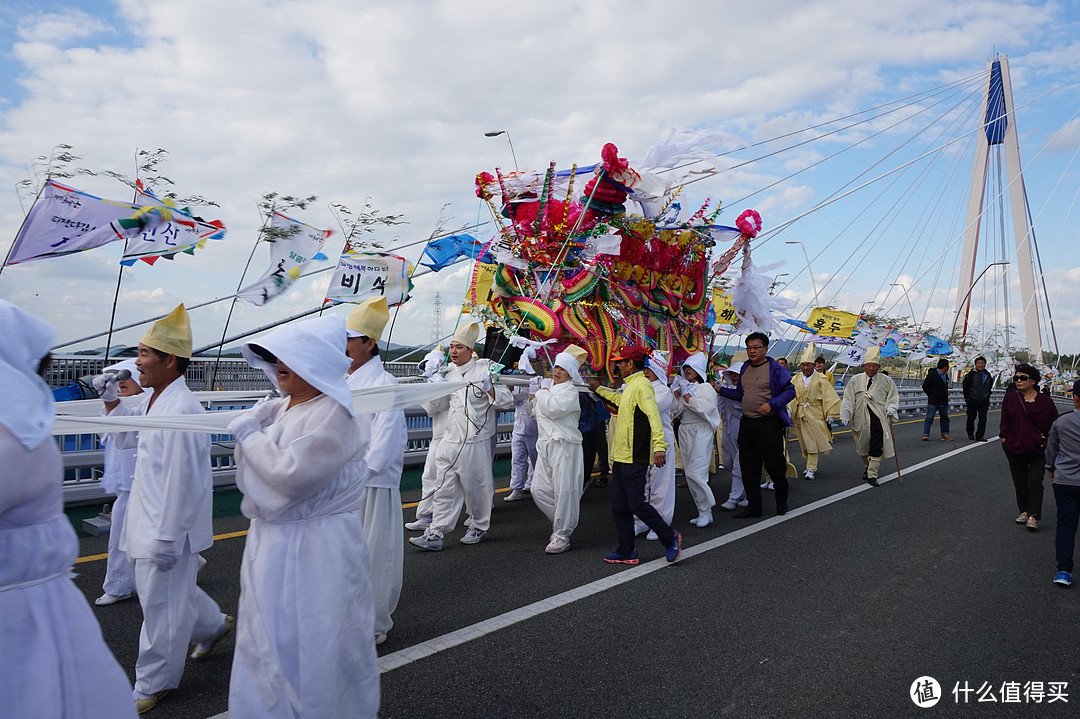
[460, 527, 488, 545]
[95, 592, 133, 606]
[404, 516, 432, 531]
[691, 510, 713, 528]
[504, 489, 525, 502]
[646, 530, 659, 541]
[803, 470, 815, 480]
[634, 524, 649, 536]
[374, 632, 388, 646]
[737, 499, 749, 507]
[545, 535, 570, 554]
[409, 528, 443, 551]
[764, 481, 775, 491]
[720, 500, 738, 510]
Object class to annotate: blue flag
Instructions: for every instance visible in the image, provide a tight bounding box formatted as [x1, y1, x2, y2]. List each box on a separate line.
[420, 234, 487, 271]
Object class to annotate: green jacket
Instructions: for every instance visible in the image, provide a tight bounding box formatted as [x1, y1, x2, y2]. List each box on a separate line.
[595, 371, 667, 465]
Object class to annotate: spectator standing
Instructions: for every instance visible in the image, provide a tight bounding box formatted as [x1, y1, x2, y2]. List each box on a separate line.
[921, 358, 954, 441]
[962, 356, 994, 441]
[1047, 379, 1080, 586]
[999, 363, 1058, 531]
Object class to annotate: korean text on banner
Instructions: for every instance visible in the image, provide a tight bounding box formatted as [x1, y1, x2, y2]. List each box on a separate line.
[237, 212, 330, 306]
[467, 263, 498, 306]
[712, 290, 737, 325]
[326, 251, 411, 306]
[807, 307, 859, 337]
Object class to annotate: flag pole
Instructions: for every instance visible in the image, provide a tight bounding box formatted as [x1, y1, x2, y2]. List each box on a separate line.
[382, 209, 456, 353]
[208, 201, 270, 390]
[0, 178, 50, 281]
[103, 152, 142, 360]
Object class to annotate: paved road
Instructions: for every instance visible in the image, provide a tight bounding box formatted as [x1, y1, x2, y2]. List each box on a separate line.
[72, 407, 1080, 718]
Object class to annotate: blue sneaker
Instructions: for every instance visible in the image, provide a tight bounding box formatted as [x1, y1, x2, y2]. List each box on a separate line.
[602, 551, 639, 565]
[1053, 571, 1072, 587]
[665, 530, 682, 563]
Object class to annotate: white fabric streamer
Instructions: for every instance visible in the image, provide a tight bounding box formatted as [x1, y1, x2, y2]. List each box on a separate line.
[52, 381, 468, 435]
[509, 336, 557, 375]
[731, 258, 796, 337]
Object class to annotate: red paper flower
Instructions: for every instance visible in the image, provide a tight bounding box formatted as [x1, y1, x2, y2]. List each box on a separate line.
[735, 209, 762, 238]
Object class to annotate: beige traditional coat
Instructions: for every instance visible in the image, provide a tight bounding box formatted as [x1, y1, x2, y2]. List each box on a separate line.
[840, 372, 900, 459]
[788, 371, 842, 455]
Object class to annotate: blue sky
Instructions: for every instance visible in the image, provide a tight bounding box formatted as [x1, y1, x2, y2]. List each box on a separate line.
[1, 1, 1079, 359]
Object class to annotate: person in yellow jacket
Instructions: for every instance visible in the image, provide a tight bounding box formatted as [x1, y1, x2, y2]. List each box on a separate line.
[588, 346, 682, 565]
[788, 343, 842, 480]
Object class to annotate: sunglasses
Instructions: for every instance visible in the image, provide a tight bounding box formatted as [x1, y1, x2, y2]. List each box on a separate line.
[1014, 375, 1031, 382]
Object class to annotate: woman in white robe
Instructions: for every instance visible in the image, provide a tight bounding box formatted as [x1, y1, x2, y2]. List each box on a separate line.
[227, 315, 378, 719]
[673, 352, 720, 528]
[528, 347, 585, 554]
[635, 351, 677, 539]
[0, 300, 137, 719]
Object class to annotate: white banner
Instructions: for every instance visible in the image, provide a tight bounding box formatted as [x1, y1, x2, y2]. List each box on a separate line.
[237, 212, 331, 306]
[833, 344, 867, 366]
[120, 184, 226, 266]
[325, 251, 412, 306]
[7, 180, 139, 264]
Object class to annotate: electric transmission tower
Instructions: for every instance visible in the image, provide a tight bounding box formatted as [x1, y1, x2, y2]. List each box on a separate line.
[430, 292, 443, 343]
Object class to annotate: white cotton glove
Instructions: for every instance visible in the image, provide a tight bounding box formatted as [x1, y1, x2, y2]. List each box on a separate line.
[529, 376, 543, 393]
[839, 410, 851, 426]
[151, 539, 178, 572]
[228, 413, 262, 441]
[92, 373, 120, 403]
[480, 374, 492, 393]
[886, 407, 899, 421]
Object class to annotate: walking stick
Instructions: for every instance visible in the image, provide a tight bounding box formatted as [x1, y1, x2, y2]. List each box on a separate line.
[888, 416, 903, 485]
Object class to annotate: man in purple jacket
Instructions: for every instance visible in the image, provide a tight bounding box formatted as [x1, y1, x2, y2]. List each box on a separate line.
[717, 332, 797, 517]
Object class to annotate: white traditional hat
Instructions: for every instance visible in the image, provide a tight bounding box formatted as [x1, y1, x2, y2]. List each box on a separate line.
[724, 361, 744, 377]
[554, 344, 586, 385]
[799, 342, 818, 365]
[452, 321, 480, 348]
[682, 352, 709, 382]
[0, 300, 55, 450]
[141, 304, 193, 358]
[346, 296, 390, 342]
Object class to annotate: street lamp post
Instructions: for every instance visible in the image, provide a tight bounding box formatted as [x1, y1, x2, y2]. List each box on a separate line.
[951, 261, 1009, 348]
[786, 241, 820, 306]
[484, 130, 519, 172]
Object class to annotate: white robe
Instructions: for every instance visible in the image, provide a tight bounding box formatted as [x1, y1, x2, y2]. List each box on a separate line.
[636, 378, 676, 532]
[415, 398, 448, 520]
[229, 394, 378, 719]
[347, 355, 407, 637]
[674, 381, 720, 513]
[0, 427, 137, 718]
[717, 387, 744, 502]
[110, 377, 225, 695]
[99, 431, 137, 597]
[528, 380, 583, 540]
[510, 384, 539, 491]
[427, 358, 512, 534]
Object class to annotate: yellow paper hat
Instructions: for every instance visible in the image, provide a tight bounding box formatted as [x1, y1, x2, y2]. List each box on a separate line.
[346, 296, 390, 342]
[799, 343, 818, 365]
[452, 321, 480, 348]
[863, 346, 882, 365]
[564, 344, 588, 367]
[140, 303, 192, 358]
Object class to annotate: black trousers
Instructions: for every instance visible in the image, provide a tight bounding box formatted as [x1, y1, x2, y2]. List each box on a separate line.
[582, 428, 609, 483]
[867, 410, 884, 458]
[738, 414, 789, 513]
[966, 399, 989, 439]
[611, 461, 675, 554]
[1004, 448, 1045, 519]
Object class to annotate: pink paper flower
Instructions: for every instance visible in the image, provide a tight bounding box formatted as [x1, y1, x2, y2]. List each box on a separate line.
[735, 209, 762, 238]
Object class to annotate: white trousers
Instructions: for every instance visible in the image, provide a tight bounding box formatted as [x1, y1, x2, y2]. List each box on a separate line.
[509, 431, 538, 491]
[102, 489, 135, 597]
[132, 553, 226, 695]
[679, 421, 717, 513]
[414, 437, 441, 520]
[531, 438, 584, 541]
[635, 450, 676, 534]
[359, 487, 403, 636]
[721, 426, 745, 502]
[430, 440, 494, 533]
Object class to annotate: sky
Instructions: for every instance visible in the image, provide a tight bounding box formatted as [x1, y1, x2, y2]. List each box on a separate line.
[1, 0, 1079, 360]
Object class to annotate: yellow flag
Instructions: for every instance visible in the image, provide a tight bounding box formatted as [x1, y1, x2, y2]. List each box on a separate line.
[712, 289, 737, 325]
[467, 262, 498, 306]
[806, 307, 859, 337]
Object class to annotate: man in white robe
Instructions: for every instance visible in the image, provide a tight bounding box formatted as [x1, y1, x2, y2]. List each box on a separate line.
[673, 352, 720, 527]
[345, 296, 408, 646]
[839, 346, 900, 486]
[406, 347, 447, 531]
[95, 359, 146, 606]
[528, 346, 585, 553]
[103, 304, 231, 714]
[410, 321, 513, 550]
[635, 351, 677, 539]
[227, 315, 378, 719]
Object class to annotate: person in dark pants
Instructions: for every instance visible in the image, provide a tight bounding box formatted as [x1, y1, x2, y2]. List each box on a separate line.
[999, 363, 1058, 531]
[962, 356, 994, 441]
[1047, 379, 1080, 586]
[921, 358, 953, 441]
[716, 332, 797, 517]
[589, 346, 682, 565]
[579, 393, 610, 493]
